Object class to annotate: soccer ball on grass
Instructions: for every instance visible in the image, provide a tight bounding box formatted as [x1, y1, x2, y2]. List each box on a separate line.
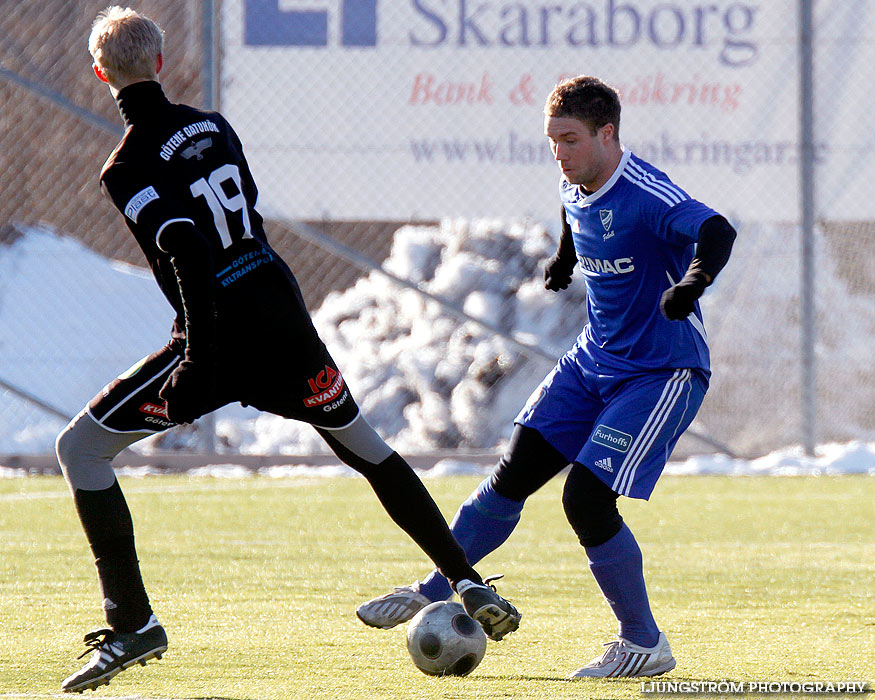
[406, 601, 487, 676]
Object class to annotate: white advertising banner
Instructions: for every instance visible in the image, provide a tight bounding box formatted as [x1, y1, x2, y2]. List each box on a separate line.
[220, 0, 874, 222]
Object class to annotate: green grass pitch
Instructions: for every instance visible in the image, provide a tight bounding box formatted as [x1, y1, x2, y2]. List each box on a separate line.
[0, 474, 872, 699]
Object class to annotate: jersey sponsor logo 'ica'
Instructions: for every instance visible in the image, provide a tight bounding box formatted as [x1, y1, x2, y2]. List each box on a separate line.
[304, 366, 347, 407]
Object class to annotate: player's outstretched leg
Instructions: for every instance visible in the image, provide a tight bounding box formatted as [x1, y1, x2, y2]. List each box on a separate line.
[61, 615, 168, 693]
[354, 453, 523, 640]
[317, 417, 522, 639]
[355, 477, 524, 629]
[357, 425, 569, 633]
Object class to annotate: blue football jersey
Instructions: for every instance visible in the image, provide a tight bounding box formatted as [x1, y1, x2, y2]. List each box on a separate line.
[561, 150, 718, 374]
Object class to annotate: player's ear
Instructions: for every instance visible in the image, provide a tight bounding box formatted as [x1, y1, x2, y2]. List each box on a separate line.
[93, 63, 110, 84]
[156, 53, 163, 75]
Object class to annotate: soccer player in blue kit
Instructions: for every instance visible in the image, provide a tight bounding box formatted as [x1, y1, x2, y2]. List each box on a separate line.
[357, 76, 737, 678]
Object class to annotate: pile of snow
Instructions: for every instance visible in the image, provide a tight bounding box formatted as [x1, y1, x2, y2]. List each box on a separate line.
[234, 219, 581, 455]
[664, 440, 875, 476]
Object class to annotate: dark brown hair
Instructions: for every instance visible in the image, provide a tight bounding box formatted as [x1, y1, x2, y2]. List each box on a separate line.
[544, 76, 621, 139]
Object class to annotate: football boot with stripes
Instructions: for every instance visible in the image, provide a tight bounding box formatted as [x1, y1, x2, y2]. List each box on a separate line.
[356, 582, 433, 629]
[569, 632, 675, 678]
[456, 576, 521, 642]
[61, 615, 167, 693]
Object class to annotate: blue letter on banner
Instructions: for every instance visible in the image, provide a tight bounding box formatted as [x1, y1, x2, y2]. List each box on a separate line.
[245, 0, 376, 47]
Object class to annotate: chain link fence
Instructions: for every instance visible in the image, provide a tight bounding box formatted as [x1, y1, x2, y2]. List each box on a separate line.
[1, 0, 873, 460]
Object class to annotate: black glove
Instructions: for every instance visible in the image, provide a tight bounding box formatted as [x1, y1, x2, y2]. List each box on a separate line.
[544, 252, 576, 291]
[660, 270, 710, 320]
[545, 206, 577, 292]
[158, 359, 217, 424]
[661, 216, 736, 320]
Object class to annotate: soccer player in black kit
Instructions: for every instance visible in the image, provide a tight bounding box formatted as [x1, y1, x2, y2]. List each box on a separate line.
[57, 6, 519, 693]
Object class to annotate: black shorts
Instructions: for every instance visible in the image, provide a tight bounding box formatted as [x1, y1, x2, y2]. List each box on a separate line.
[87, 287, 359, 434]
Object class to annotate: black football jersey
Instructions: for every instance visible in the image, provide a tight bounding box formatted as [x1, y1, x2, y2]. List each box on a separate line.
[99, 81, 294, 339]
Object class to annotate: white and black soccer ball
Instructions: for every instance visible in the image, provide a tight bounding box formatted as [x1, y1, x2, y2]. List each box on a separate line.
[406, 601, 487, 676]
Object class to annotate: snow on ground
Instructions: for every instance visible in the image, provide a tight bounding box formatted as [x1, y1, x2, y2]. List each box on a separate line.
[0, 227, 170, 451]
[1, 441, 873, 479]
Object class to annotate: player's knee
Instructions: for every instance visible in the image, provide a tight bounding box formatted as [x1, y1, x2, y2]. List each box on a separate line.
[488, 425, 569, 502]
[55, 412, 124, 491]
[56, 418, 100, 490]
[55, 420, 77, 482]
[317, 413, 393, 475]
[487, 453, 530, 503]
[562, 463, 623, 548]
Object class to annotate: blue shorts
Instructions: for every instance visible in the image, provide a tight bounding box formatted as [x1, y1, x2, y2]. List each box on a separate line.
[515, 343, 708, 499]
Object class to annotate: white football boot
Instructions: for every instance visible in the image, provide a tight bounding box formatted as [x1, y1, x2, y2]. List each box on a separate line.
[356, 582, 434, 629]
[569, 632, 676, 679]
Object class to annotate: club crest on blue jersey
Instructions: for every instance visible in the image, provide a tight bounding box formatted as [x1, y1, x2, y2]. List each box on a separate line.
[599, 209, 615, 240]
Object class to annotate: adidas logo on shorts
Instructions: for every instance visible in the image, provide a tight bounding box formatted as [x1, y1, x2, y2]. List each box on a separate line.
[594, 457, 614, 473]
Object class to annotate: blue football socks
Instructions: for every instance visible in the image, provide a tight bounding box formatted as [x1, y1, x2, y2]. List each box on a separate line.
[419, 478, 524, 602]
[585, 523, 660, 648]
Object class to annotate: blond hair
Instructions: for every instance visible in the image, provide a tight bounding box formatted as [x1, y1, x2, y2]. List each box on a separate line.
[88, 6, 164, 87]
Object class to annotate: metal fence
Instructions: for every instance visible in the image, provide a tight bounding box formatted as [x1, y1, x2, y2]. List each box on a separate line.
[1, 0, 873, 461]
